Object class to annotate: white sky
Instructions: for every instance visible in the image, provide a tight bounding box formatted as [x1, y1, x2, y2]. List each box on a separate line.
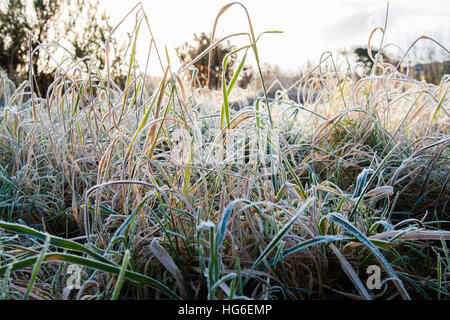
[98, 0, 449, 74]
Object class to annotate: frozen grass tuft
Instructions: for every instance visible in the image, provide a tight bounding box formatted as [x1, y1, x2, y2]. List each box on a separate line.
[0, 2, 449, 300]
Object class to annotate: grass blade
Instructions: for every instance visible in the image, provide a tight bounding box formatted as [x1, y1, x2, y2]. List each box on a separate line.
[112, 249, 130, 300]
[327, 212, 411, 300]
[23, 234, 50, 300]
[0, 252, 180, 300]
[0, 221, 115, 266]
[250, 197, 314, 272]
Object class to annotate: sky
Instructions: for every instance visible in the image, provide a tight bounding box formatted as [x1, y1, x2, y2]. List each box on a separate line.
[97, 0, 449, 74]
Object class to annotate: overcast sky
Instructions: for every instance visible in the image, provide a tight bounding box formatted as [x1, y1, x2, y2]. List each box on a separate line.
[98, 0, 449, 73]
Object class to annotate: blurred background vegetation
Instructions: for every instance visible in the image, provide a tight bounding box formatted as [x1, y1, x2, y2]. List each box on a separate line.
[1, 1, 449, 94]
[353, 46, 450, 84]
[0, 0, 126, 95]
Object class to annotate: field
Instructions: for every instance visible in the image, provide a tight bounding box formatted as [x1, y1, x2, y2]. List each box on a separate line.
[0, 3, 449, 300]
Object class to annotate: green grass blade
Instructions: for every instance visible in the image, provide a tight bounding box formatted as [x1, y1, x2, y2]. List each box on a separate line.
[215, 199, 250, 254]
[226, 48, 249, 96]
[327, 212, 411, 300]
[0, 252, 180, 300]
[23, 234, 50, 300]
[112, 249, 130, 300]
[349, 144, 399, 220]
[352, 169, 372, 199]
[209, 273, 236, 299]
[249, 197, 314, 272]
[0, 221, 115, 266]
[282, 235, 351, 258]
